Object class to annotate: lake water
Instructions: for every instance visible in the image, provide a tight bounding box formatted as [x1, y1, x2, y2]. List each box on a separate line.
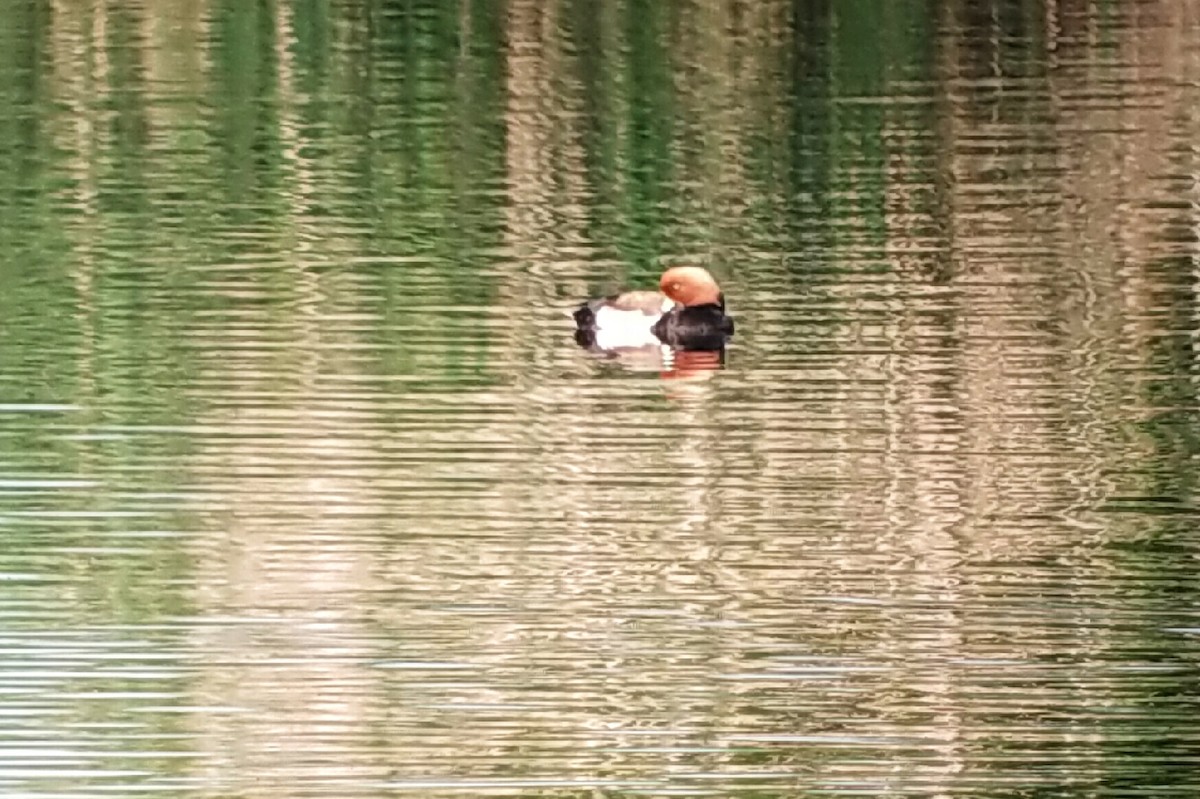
[2, 0, 1200, 795]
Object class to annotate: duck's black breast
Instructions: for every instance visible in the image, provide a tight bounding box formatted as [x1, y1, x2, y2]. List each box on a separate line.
[651, 304, 734, 351]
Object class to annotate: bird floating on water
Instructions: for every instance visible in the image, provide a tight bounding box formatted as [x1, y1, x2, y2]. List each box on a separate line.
[573, 266, 735, 352]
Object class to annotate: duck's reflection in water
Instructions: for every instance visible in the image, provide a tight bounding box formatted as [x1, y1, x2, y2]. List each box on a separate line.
[576, 341, 727, 380]
[661, 348, 725, 381]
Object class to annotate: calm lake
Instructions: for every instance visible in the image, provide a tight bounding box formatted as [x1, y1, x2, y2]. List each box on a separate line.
[2, 0, 1200, 795]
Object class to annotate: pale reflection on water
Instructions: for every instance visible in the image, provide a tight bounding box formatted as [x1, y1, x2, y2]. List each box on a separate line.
[2, 0, 1200, 796]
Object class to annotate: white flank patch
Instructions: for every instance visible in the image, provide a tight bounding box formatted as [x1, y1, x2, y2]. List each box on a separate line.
[591, 304, 666, 350]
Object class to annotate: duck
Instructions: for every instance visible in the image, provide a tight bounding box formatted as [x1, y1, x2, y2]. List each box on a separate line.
[573, 266, 735, 352]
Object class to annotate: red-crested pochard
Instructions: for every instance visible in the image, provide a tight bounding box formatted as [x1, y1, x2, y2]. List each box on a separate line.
[573, 266, 735, 351]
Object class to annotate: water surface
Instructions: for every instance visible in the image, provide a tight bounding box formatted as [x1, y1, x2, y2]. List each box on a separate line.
[2, 0, 1200, 796]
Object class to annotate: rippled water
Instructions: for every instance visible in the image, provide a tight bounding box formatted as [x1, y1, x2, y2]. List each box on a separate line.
[3, 0, 1200, 795]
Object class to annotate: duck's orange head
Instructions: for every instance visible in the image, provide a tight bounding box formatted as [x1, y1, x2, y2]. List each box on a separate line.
[659, 266, 722, 307]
